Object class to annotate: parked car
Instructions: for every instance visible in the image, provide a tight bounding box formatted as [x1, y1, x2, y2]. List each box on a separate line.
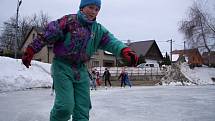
[137, 62, 161, 74]
[137, 62, 159, 68]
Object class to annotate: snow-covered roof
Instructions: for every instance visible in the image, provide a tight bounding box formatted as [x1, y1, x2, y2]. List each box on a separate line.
[172, 54, 179, 62]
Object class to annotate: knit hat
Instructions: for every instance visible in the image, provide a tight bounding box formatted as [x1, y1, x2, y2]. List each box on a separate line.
[79, 0, 101, 9]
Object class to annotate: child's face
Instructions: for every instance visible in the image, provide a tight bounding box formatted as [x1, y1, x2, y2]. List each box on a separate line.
[81, 4, 100, 21]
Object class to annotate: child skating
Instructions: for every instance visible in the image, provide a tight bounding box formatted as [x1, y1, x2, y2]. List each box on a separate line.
[22, 0, 138, 120]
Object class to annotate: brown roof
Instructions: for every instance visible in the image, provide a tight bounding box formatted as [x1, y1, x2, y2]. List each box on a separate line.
[126, 40, 163, 60]
[172, 48, 199, 55]
[127, 40, 155, 56]
[172, 48, 203, 64]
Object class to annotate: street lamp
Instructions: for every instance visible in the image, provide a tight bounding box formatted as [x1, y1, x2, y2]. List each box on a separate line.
[15, 0, 22, 59]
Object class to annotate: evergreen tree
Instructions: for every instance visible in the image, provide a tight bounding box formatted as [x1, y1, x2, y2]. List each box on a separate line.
[162, 52, 171, 65]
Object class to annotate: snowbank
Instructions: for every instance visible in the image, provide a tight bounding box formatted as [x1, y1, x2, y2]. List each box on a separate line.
[181, 63, 215, 85]
[161, 63, 215, 86]
[0, 57, 52, 92]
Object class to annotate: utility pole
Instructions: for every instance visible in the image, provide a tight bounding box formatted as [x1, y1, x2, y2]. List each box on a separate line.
[167, 39, 173, 64]
[183, 41, 186, 55]
[184, 41, 186, 50]
[15, 0, 22, 59]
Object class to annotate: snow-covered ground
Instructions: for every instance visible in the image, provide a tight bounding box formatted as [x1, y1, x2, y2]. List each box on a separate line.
[0, 56, 215, 121]
[181, 63, 215, 85]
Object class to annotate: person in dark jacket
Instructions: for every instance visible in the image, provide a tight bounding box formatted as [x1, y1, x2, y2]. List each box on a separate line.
[103, 68, 111, 88]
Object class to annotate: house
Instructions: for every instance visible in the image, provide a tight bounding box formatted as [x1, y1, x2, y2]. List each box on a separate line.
[172, 48, 203, 66]
[87, 50, 117, 68]
[202, 51, 215, 67]
[127, 40, 163, 63]
[20, 27, 54, 63]
[21, 27, 163, 68]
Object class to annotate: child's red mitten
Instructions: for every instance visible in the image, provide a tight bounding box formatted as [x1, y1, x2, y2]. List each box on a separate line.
[121, 47, 138, 67]
[22, 47, 35, 68]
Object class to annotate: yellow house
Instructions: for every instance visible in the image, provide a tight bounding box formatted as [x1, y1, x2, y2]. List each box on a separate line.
[21, 27, 54, 63]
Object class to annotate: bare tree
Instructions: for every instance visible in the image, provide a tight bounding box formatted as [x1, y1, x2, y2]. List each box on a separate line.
[0, 11, 50, 52]
[179, 1, 215, 53]
[28, 11, 49, 29]
[0, 17, 17, 51]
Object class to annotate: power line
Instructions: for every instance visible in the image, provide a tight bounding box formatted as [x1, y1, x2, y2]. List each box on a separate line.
[155, 40, 169, 43]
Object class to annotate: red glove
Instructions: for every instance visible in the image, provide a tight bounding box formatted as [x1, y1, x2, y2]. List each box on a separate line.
[22, 47, 35, 68]
[121, 47, 138, 67]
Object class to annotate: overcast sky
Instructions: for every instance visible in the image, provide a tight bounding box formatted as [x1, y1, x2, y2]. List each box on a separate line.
[0, 0, 214, 54]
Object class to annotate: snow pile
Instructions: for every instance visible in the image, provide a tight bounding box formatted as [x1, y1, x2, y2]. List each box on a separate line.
[181, 63, 215, 85]
[161, 64, 194, 86]
[0, 56, 52, 92]
[160, 63, 215, 86]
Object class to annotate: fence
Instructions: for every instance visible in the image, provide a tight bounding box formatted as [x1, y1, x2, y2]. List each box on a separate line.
[93, 67, 164, 76]
[92, 67, 165, 86]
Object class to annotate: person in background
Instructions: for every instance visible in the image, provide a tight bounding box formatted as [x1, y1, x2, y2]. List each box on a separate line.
[125, 72, 132, 88]
[21, 0, 138, 120]
[95, 70, 101, 86]
[91, 69, 97, 90]
[118, 68, 132, 88]
[103, 68, 111, 89]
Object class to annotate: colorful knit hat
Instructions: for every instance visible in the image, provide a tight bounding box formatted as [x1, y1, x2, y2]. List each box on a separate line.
[79, 0, 101, 9]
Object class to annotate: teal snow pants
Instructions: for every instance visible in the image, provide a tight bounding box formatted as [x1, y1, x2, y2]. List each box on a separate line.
[50, 58, 91, 121]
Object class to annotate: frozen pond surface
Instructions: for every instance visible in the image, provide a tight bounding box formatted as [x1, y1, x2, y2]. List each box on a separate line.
[0, 86, 215, 121]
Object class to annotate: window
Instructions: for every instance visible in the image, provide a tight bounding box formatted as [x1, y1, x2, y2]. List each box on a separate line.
[149, 64, 154, 67]
[103, 60, 114, 67]
[32, 33, 35, 40]
[94, 51, 99, 55]
[92, 61, 99, 67]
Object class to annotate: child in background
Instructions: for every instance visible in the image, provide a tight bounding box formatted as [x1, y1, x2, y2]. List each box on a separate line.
[91, 69, 97, 90]
[103, 68, 112, 89]
[118, 68, 132, 88]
